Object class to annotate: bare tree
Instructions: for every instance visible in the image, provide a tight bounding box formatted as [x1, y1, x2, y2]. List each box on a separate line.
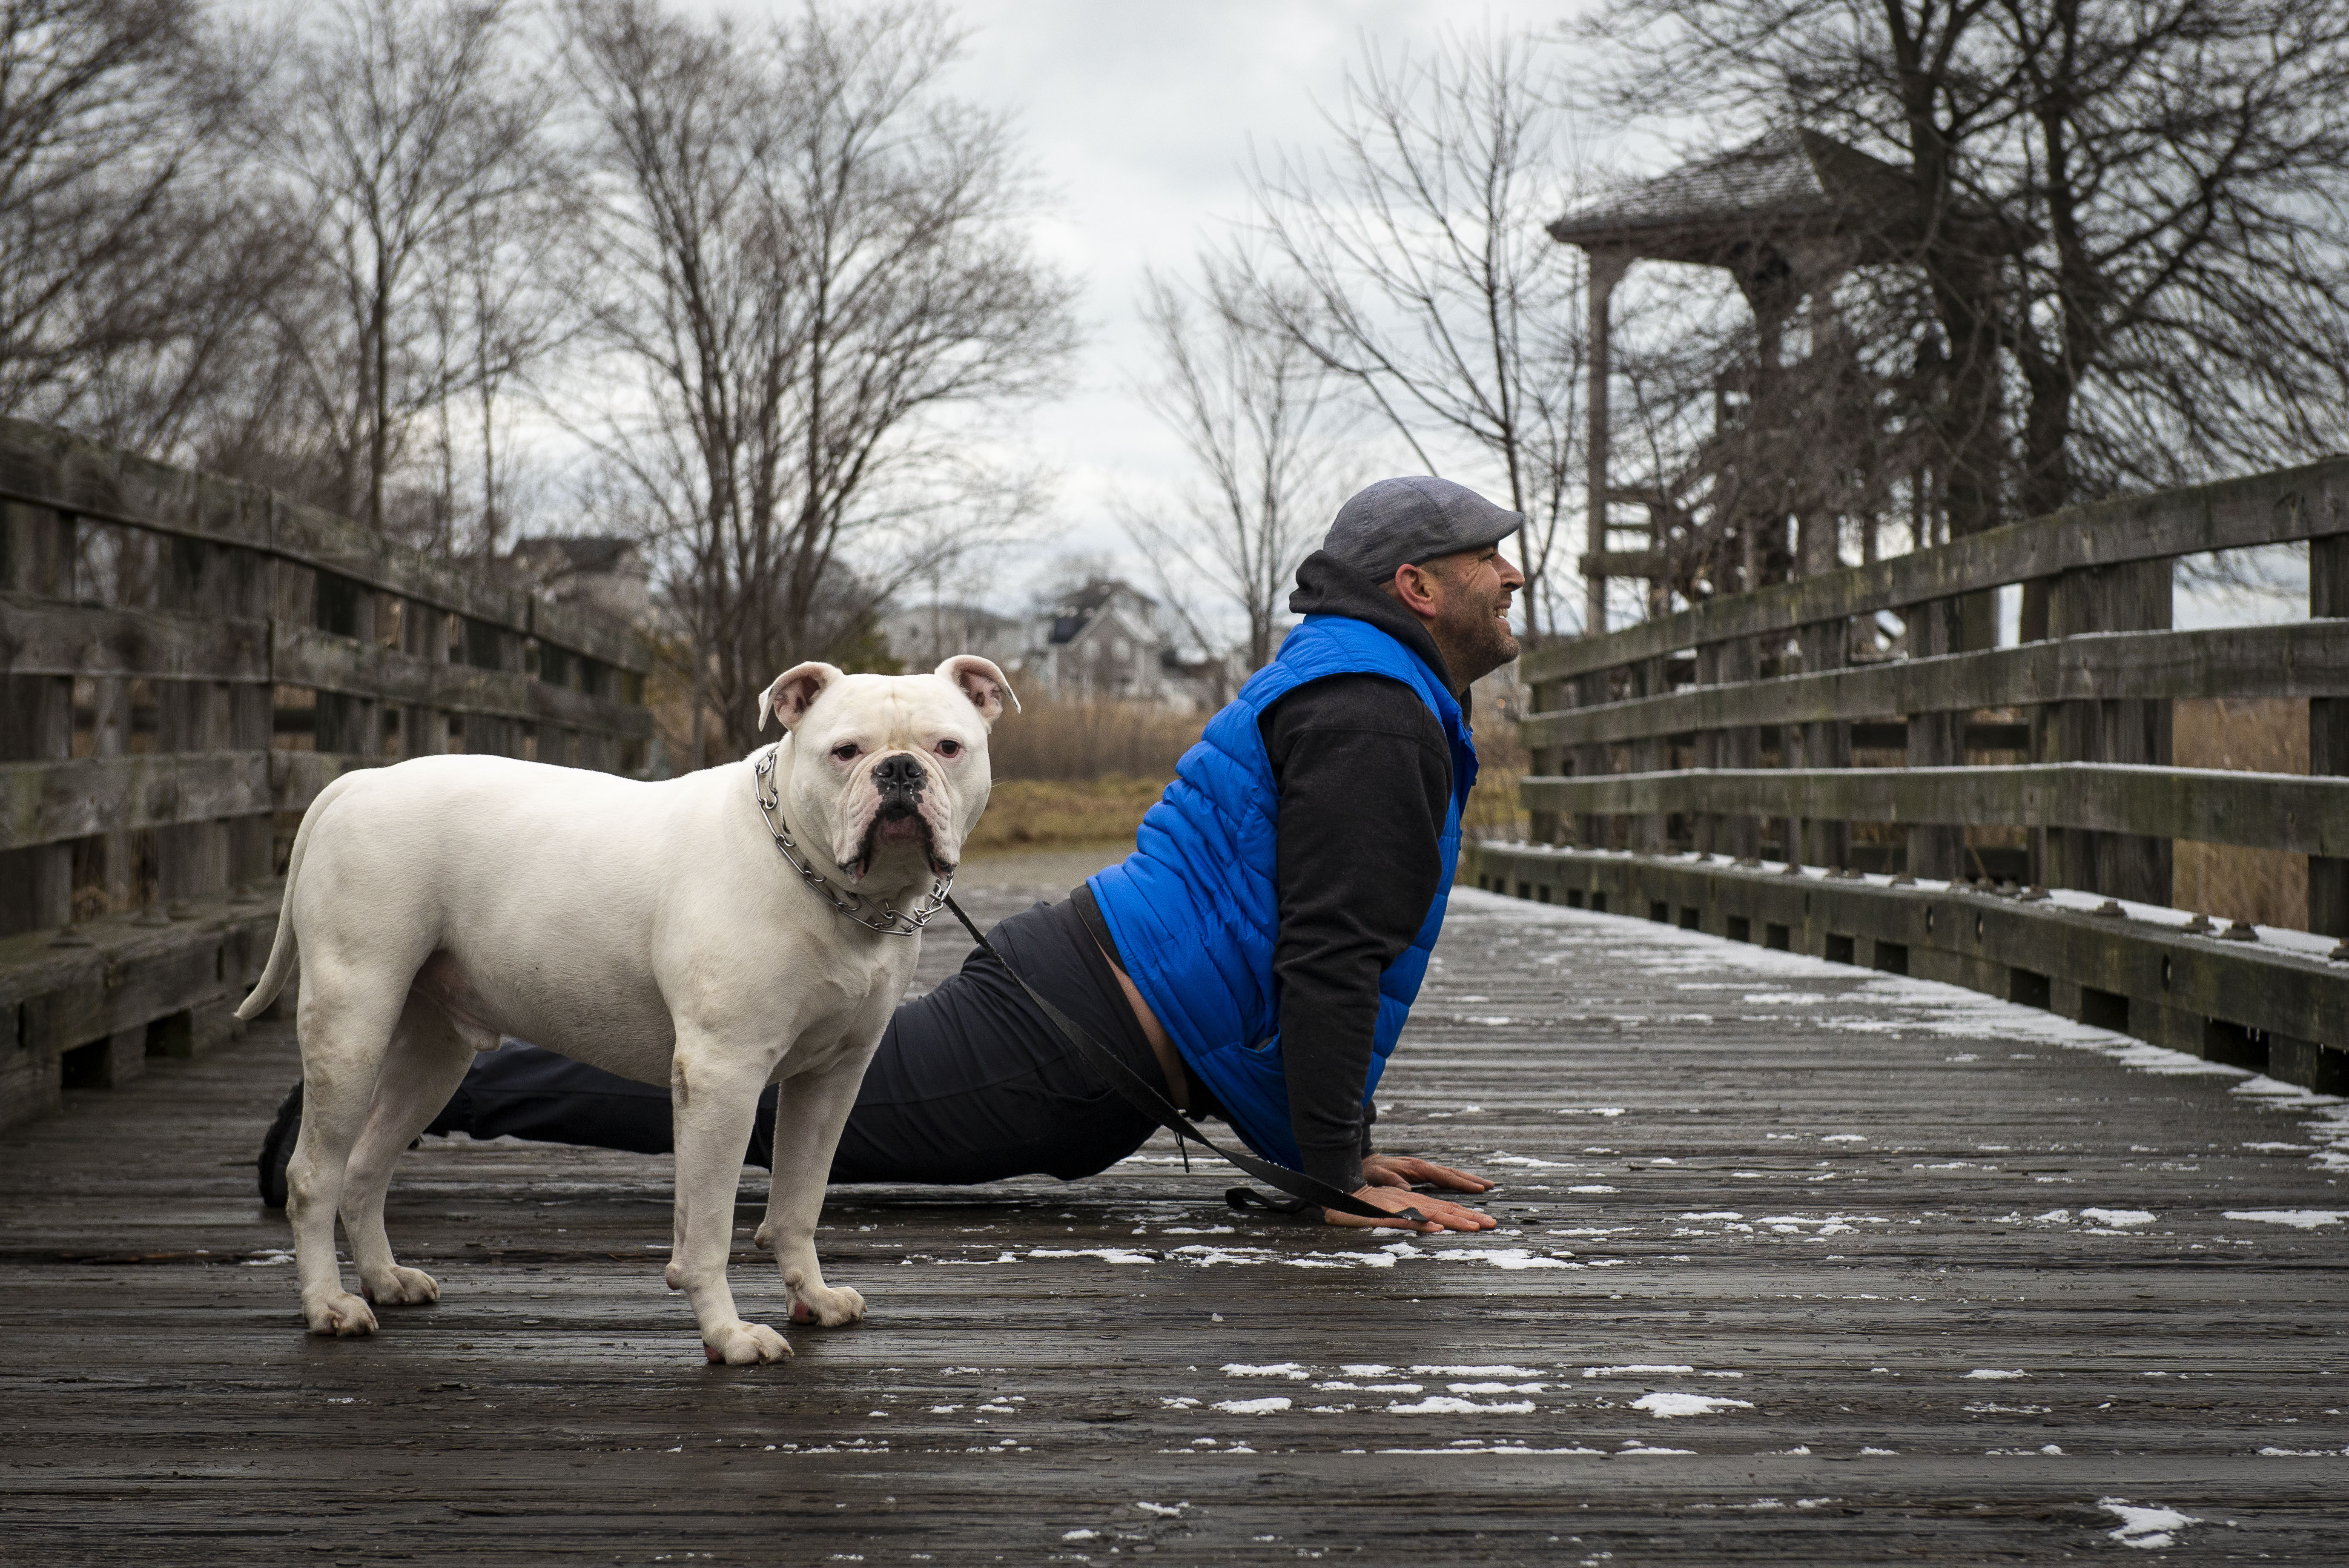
[422, 172, 591, 565]
[1244, 27, 1586, 642]
[1121, 258, 1351, 679]
[258, 0, 561, 532]
[569, 0, 1076, 762]
[0, 0, 276, 445]
[1588, 0, 2349, 533]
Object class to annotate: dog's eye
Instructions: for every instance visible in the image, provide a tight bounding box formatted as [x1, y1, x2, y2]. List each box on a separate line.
[936, 739, 962, 758]
[832, 742, 860, 761]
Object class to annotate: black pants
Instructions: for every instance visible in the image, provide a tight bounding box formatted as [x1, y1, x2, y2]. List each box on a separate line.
[427, 900, 1168, 1184]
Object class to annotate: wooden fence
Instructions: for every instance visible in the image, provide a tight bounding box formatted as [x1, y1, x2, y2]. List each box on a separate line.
[1462, 456, 2349, 1093]
[0, 418, 654, 1129]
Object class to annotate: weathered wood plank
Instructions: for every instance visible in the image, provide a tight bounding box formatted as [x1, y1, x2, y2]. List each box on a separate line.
[1468, 841, 2349, 1070]
[0, 418, 651, 671]
[272, 623, 654, 732]
[1524, 456, 2349, 683]
[1521, 763, 2349, 857]
[0, 592, 271, 681]
[1525, 621, 2349, 748]
[0, 752, 270, 851]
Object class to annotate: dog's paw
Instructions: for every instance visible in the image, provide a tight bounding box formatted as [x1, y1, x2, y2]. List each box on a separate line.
[306, 1291, 378, 1338]
[702, 1320, 792, 1365]
[785, 1273, 866, 1328]
[360, 1266, 440, 1307]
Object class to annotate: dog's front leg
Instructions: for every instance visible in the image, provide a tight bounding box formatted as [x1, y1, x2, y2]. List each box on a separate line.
[754, 1048, 879, 1328]
[665, 1040, 791, 1365]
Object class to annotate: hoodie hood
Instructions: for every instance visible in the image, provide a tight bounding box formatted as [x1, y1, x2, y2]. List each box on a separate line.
[1288, 549, 1457, 696]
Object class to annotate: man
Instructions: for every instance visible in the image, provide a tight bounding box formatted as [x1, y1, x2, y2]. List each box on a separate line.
[261, 476, 1524, 1235]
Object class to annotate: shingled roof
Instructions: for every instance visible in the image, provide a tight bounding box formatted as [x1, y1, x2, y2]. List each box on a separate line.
[1548, 128, 1921, 268]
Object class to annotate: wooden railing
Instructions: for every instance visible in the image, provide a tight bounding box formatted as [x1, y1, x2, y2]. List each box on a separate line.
[0, 418, 655, 1128]
[1463, 456, 2349, 1094]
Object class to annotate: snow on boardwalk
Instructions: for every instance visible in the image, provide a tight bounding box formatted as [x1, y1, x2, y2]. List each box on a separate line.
[3, 871, 2347, 1564]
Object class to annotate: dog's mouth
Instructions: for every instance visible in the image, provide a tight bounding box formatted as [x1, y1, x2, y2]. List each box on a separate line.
[841, 803, 954, 882]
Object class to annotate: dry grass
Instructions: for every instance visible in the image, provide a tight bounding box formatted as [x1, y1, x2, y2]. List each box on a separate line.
[2173, 697, 2308, 929]
[1464, 706, 1530, 842]
[986, 697, 1206, 783]
[962, 775, 1167, 856]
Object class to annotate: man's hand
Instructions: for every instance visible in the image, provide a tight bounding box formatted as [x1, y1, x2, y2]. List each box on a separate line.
[1362, 1153, 1494, 1195]
[1322, 1177, 1497, 1234]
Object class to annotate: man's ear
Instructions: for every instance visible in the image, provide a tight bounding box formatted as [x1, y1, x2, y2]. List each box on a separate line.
[757, 662, 846, 732]
[935, 655, 1019, 726]
[1389, 559, 1444, 619]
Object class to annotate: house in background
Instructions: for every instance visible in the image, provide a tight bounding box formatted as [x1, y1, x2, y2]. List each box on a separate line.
[503, 536, 654, 627]
[1022, 579, 1173, 702]
[878, 602, 1027, 674]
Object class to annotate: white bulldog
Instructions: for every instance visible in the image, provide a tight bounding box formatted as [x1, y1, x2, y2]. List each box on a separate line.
[235, 655, 1014, 1364]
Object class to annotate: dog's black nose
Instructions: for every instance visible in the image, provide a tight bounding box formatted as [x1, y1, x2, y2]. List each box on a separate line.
[873, 753, 926, 794]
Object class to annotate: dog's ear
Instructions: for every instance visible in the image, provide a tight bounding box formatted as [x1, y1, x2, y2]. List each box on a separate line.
[935, 655, 1018, 726]
[757, 662, 846, 732]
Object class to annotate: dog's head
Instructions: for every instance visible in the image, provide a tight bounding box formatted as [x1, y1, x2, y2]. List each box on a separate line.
[755, 654, 1015, 891]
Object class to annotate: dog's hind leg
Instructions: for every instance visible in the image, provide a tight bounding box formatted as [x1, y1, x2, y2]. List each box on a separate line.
[755, 1048, 878, 1328]
[664, 1035, 792, 1365]
[288, 970, 412, 1338]
[341, 992, 475, 1309]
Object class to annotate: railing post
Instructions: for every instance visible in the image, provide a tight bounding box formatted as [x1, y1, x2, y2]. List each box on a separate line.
[1526, 668, 1560, 846]
[2312, 534, 2349, 936]
[0, 500, 76, 935]
[226, 541, 275, 888]
[1718, 632, 1760, 860]
[1633, 654, 1668, 852]
[2051, 559, 2174, 903]
[1798, 616, 1850, 870]
[1692, 641, 1720, 854]
[1575, 667, 1610, 850]
[1906, 596, 1965, 880]
[156, 533, 227, 906]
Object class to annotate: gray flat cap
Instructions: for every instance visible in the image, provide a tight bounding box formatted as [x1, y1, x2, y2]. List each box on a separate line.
[1322, 476, 1523, 585]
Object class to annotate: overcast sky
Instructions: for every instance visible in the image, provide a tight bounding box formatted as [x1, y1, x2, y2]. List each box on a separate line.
[741, 0, 1601, 609]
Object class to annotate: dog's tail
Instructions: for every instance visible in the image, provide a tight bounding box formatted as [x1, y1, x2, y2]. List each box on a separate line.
[235, 771, 364, 1022]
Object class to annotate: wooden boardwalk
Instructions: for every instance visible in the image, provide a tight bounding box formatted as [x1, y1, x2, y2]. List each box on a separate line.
[4, 849, 2348, 1564]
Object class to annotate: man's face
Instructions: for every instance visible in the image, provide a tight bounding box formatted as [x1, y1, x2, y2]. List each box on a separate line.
[1418, 544, 1524, 682]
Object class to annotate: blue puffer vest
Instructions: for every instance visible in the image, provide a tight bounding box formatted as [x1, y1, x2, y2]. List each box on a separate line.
[1086, 613, 1477, 1169]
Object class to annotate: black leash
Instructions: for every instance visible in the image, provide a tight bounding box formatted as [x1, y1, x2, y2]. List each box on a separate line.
[940, 894, 1427, 1228]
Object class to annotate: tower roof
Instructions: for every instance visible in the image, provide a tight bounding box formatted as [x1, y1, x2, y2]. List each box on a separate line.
[1548, 128, 1921, 269]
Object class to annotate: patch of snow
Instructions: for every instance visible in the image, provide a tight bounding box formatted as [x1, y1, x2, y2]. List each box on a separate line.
[1965, 1370, 2029, 1380]
[2079, 1209, 2155, 1227]
[2223, 1209, 2349, 1229]
[1585, 1365, 1696, 1379]
[1389, 1396, 1537, 1415]
[1222, 1363, 1308, 1379]
[1411, 1364, 1542, 1377]
[2099, 1499, 2201, 1550]
[1631, 1392, 1753, 1419]
[1211, 1397, 1292, 1415]
[1028, 1247, 1156, 1265]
